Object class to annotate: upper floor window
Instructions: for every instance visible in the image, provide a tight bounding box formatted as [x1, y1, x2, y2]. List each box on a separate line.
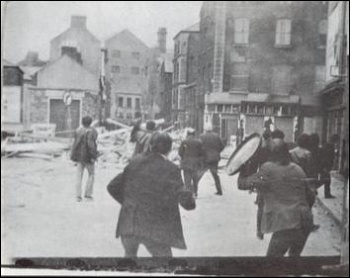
[131, 67, 140, 75]
[118, 97, 124, 108]
[112, 65, 121, 73]
[132, 52, 140, 60]
[318, 19, 328, 48]
[234, 18, 250, 44]
[276, 19, 292, 46]
[127, 97, 132, 108]
[112, 50, 121, 58]
[135, 98, 141, 109]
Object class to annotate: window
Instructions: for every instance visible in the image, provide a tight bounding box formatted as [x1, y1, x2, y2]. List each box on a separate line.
[224, 105, 231, 113]
[318, 20, 328, 48]
[118, 97, 124, 108]
[234, 18, 250, 44]
[217, 105, 223, 113]
[182, 42, 187, 54]
[112, 65, 121, 73]
[132, 52, 140, 60]
[127, 98, 132, 108]
[118, 113, 124, 119]
[131, 67, 140, 75]
[112, 50, 121, 58]
[276, 19, 292, 46]
[135, 98, 141, 109]
[315, 66, 326, 92]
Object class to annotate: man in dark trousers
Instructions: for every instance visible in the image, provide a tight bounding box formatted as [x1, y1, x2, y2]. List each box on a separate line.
[107, 132, 195, 258]
[178, 129, 205, 197]
[200, 124, 225, 196]
[320, 134, 339, 198]
[238, 139, 315, 257]
[71, 116, 98, 202]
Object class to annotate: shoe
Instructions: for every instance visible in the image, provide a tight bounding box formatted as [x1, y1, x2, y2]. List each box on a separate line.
[325, 195, 335, 199]
[77, 197, 82, 202]
[311, 224, 320, 232]
[215, 192, 223, 196]
[85, 196, 94, 201]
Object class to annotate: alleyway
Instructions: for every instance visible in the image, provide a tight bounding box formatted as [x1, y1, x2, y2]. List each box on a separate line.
[1, 156, 341, 263]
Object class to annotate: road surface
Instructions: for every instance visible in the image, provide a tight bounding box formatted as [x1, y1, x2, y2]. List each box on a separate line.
[1, 156, 341, 263]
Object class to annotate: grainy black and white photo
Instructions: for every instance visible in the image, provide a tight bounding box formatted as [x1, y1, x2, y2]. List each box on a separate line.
[1, 1, 349, 276]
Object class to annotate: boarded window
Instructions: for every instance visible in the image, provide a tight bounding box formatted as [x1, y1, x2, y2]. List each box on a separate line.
[234, 18, 250, 44]
[276, 19, 292, 46]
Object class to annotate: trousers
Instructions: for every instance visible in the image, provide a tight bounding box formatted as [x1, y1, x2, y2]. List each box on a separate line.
[121, 235, 172, 258]
[183, 169, 201, 194]
[76, 162, 95, 198]
[266, 228, 311, 257]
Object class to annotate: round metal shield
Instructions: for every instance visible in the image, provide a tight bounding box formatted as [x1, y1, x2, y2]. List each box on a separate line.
[225, 133, 261, 176]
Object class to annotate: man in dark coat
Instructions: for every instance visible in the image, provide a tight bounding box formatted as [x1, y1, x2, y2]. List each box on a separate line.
[200, 125, 225, 195]
[238, 139, 315, 257]
[107, 132, 195, 258]
[130, 120, 156, 157]
[71, 116, 98, 202]
[178, 129, 205, 196]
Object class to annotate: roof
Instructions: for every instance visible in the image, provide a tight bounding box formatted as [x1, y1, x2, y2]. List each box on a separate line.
[36, 55, 99, 92]
[205, 92, 248, 105]
[242, 94, 300, 104]
[20, 66, 44, 80]
[174, 22, 200, 39]
[50, 25, 101, 45]
[3, 59, 15, 66]
[300, 95, 321, 106]
[105, 29, 149, 51]
[184, 22, 200, 32]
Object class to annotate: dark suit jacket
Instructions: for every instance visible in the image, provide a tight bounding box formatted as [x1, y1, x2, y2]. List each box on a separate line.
[178, 135, 205, 170]
[107, 154, 195, 249]
[70, 126, 98, 163]
[238, 161, 314, 234]
[200, 131, 225, 163]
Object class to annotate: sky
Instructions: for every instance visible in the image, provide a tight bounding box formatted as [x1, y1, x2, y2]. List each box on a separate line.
[2, 1, 203, 64]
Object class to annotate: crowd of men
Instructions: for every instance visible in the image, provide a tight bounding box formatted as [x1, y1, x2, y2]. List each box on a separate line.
[70, 116, 341, 258]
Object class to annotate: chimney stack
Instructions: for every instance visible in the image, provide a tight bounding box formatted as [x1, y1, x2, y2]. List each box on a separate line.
[157, 27, 167, 53]
[71, 15, 87, 29]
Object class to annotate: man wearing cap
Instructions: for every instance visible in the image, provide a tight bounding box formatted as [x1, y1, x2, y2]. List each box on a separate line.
[200, 124, 225, 196]
[178, 129, 205, 197]
[107, 132, 195, 258]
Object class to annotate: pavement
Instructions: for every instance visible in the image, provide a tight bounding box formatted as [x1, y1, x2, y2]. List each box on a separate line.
[315, 172, 347, 227]
[1, 155, 342, 264]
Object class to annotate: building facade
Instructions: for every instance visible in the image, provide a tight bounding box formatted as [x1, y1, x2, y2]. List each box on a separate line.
[158, 54, 173, 123]
[198, 1, 328, 143]
[50, 16, 101, 76]
[105, 29, 149, 124]
[172, 23, 201, 129]
[320, 0, 348, 173]
[2, 60, 24, 132]
[28, 55, 99, 136]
